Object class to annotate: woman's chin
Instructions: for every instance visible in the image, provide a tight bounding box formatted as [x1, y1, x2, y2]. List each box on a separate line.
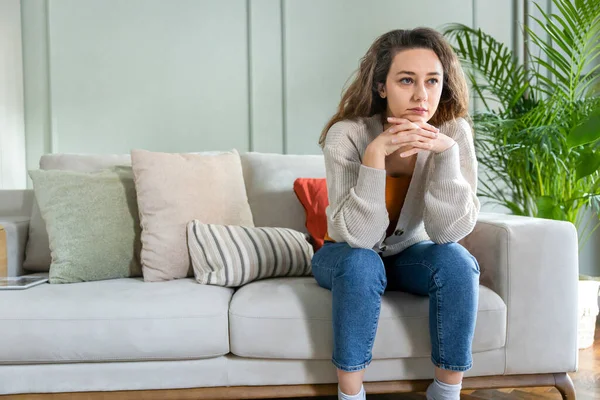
[401, 114, 429, 123]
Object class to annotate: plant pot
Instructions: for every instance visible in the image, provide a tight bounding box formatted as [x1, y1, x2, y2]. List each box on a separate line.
[577, 280, 600, 349]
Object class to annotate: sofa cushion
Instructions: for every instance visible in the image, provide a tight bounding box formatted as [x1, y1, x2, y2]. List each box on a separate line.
[229, 277, 506, 359]
[29, 167, 142, 283]
[23, 152, 226, 273]
[24, 154, 132, 272]
[131, 149, 254, 282]
[188, 222, 313, 287]
[0, 277, 232, 364]
[293, 178, 329, 251]
[240, 152, 325, 232]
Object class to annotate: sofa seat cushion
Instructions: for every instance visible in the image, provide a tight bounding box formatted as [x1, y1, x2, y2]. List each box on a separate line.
[229, 277, 506, 359]
[0, 277, 232, 364]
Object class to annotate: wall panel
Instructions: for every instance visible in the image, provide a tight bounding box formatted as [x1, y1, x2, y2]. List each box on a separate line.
[46, 0, 250, 155]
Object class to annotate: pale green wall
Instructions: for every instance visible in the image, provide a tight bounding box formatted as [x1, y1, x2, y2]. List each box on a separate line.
[21, 0, 516, 165]
[23, 0, 251, 161]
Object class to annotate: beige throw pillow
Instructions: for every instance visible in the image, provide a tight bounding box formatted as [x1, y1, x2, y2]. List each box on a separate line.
[187, 221, 313, 287]
[131, 149, 254, 281]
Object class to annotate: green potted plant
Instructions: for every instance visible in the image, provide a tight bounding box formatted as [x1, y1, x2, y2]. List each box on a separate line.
[443, 0, 600, 348]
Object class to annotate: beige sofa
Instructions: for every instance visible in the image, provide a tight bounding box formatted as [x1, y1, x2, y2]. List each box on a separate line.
[0, 152, 579, 399]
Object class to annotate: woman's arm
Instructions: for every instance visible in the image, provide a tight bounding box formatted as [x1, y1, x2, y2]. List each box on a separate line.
[323, 121, 389, 249]
[423, 118, 480, 243]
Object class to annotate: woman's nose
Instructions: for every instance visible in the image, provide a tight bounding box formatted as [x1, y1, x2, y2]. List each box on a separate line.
[413, 85, 427, 101]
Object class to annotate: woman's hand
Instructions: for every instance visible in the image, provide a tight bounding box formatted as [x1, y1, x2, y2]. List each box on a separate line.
[386, 117, 455, 157]
[363, 118, 438, 170]
[362, 117, 455, 170]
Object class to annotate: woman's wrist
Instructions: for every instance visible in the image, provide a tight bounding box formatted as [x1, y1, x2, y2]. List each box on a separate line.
[363, 144, 386, 170]
[432, 136, 456, 154]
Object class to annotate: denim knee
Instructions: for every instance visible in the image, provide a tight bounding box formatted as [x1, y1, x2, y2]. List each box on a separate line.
[335, 248, 387, 292]
[428, 243, 479, 283]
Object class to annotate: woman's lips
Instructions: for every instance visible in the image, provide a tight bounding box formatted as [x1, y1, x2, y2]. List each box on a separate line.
[407, 108, 428, 115]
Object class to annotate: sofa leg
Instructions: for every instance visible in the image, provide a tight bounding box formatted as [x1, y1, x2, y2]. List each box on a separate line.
[554, 373, 576, 399]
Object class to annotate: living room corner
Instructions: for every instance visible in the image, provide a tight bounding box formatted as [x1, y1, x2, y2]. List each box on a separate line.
[1, 0, 599, 399]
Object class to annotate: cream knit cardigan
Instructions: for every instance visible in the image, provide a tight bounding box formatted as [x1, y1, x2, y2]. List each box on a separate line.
[322, 114, 480, 256]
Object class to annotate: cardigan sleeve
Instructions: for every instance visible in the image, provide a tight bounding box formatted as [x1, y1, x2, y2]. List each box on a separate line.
[422, 118, 480, 243]
[322, 121, 388, 249]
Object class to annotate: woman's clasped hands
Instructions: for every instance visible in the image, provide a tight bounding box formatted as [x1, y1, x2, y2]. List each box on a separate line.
[373, 117, 456, 158]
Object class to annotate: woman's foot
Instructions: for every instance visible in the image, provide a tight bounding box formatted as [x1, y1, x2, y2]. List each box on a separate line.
[425, 378, 462, 400]
[338, 384, 366, 400]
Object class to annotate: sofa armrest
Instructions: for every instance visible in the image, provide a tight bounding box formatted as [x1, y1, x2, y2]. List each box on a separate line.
[0, 189, 34, 217]
[460, 212, 578, 375]
[0, 217, 30, 277]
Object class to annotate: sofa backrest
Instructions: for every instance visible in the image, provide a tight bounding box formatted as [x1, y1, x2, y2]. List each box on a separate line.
[10, 152, 326, 271]
[40, 153, 132, 170]
[0, 190, 34, 217]
[38, 151, 327, 232]
[40, 152, 325, 232]
[240, 152, 325, 232]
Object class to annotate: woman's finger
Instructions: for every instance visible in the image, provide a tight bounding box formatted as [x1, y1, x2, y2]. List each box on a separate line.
[386, 122, 416, 134]
[389, 143, 432, 158]
[386, 117, 410, 125]
[391, 130, 436, 143]
[388, 123, 438, 139]
[415, 128, 438, 139]
[387, 116, 438, 133]
[403, 141, 433, 150]
[399, 147, 424, 158]
[412, 121, 440, 133]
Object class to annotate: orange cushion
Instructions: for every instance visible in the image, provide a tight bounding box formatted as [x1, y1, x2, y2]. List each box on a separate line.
[293, 178, 329, 251]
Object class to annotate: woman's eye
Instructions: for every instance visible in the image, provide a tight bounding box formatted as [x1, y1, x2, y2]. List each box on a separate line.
[399, 78, 413, 84]
[428, 78, 439, 84]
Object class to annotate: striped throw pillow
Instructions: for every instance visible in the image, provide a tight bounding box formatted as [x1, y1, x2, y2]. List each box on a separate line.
[187, 221, 314, 287]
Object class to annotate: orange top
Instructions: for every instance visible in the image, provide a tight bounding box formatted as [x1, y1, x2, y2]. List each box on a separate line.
[324, 174, 411, 242]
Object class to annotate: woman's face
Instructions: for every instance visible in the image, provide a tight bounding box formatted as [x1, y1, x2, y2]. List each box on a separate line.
[379, 48, 444, 123]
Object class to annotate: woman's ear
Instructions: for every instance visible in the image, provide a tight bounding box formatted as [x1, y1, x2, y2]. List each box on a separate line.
[377, 82, 387, 99]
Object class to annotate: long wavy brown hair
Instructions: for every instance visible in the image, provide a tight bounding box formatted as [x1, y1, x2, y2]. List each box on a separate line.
[319, 27, 469, 147]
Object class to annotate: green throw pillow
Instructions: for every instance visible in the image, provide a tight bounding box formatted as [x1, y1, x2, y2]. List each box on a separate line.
[29, 167, 142, 283]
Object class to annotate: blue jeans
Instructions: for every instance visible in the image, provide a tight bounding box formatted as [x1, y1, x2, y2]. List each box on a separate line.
[311, 240, 480, 372]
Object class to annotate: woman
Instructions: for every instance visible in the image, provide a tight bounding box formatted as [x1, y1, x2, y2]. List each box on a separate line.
[313, 27, 480, 400]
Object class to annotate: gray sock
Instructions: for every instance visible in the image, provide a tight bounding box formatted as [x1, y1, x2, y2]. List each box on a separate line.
[338, 384, 365, 400]
[425, 378, 461, 400]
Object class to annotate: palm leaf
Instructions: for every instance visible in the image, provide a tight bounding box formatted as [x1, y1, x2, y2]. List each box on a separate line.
[443, 23, 528, 115]
[527, 0, 600, 102]
[575, 149, 600, 181]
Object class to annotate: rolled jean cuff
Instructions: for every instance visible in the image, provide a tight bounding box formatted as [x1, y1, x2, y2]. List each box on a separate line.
[332, 357, 372, 372]
[431, 356, 472, 372]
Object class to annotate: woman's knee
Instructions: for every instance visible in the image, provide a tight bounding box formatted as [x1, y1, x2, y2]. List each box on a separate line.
[336, 247, 387, 290]
[429, 243, 479, 282]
